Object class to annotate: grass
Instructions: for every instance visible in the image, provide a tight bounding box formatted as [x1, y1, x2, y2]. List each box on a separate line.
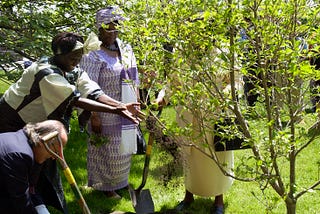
[0, 76, 12, 97]
[55, 107, 320, 214]
[0, 80, 320, 213]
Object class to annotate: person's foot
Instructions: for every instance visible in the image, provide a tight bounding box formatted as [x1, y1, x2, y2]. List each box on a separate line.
[80, 184, 93, 191]
[211, 205, 224, 214]
[103, 190, 122, 199]
[175, 200, 192, 211]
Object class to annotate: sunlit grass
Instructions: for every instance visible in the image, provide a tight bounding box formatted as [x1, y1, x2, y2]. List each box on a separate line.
[52, 107, 320, 214]
[1, 81, 320, 213]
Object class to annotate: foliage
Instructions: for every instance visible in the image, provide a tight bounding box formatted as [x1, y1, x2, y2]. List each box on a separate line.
[0, 0, 115, 81]
[122, 1, 320, 214]
[48, 108, 320, 214]
[2, 0, 320, 213]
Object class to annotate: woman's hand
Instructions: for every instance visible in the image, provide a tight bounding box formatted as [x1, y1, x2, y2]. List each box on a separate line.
[75, 97, 145, 124]
[116, 102, 146, 122]
[90, 112, 101, 134]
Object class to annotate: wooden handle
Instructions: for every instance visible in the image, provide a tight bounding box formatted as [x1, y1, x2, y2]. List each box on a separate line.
[41, 131, 59, 142]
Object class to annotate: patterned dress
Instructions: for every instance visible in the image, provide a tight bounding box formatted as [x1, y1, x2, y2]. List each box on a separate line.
[80, 38, 139, 191]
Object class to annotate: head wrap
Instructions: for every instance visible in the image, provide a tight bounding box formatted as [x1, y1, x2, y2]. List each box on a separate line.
[55, 32, 101, 55]
[96, 5, 127, 29]
[81, 32, 102, 54]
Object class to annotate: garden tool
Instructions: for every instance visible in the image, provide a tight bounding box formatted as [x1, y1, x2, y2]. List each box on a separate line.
[41, 131, 91, 214]
[129, 110, 163, 214]
[129, 109, 162, 214]
[129, 131, 155, 214]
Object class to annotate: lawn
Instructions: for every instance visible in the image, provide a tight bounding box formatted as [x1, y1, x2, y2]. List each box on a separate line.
[58, 107, 320, 214]
[0, 79, 319, 214]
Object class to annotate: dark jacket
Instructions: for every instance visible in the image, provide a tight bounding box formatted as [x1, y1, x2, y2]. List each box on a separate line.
[0, 57, 103, 213]
[0, 130, 37, 214]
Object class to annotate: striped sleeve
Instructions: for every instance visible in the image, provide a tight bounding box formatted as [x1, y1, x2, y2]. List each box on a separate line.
[39, 73, 76, 118]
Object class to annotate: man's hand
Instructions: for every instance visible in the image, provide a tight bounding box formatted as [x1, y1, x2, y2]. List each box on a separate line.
[151, 97, 166, 111]
[35, 204, 50, 214]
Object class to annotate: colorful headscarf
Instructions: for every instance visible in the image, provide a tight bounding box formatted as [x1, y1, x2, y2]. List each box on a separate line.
[96, 5, 127, 29]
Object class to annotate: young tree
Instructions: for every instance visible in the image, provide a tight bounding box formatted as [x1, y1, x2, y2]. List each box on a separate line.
[1, 0, 320, 213]
[123, 0, 320, 213]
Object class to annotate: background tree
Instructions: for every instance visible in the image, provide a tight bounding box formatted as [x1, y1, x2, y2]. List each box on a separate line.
[0, 0, 113, 82]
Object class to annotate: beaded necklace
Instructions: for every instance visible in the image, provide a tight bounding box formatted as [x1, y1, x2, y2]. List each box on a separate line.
[102, 43, 119, 51]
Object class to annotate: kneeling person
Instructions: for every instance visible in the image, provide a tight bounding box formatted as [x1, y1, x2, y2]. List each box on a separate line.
[0, 120, 68, 214]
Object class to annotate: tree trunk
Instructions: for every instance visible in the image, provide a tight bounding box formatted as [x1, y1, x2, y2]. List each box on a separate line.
[286, 199, 296, 214]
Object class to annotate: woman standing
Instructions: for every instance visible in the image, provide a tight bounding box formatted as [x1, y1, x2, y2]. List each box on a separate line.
[0, 31, 143, 213]
[152, 37, 240, 214]
[80, 6, 140, 198]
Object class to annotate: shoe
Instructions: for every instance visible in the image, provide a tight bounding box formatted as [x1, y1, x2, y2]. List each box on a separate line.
[103, 191, 122, 199]
[80, 185, 93, 191]
[175, 201, 192, 211]
[212, 205, 224, 214]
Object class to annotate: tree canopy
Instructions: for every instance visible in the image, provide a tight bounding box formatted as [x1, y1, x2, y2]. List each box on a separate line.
[1, 1, 320, 213]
